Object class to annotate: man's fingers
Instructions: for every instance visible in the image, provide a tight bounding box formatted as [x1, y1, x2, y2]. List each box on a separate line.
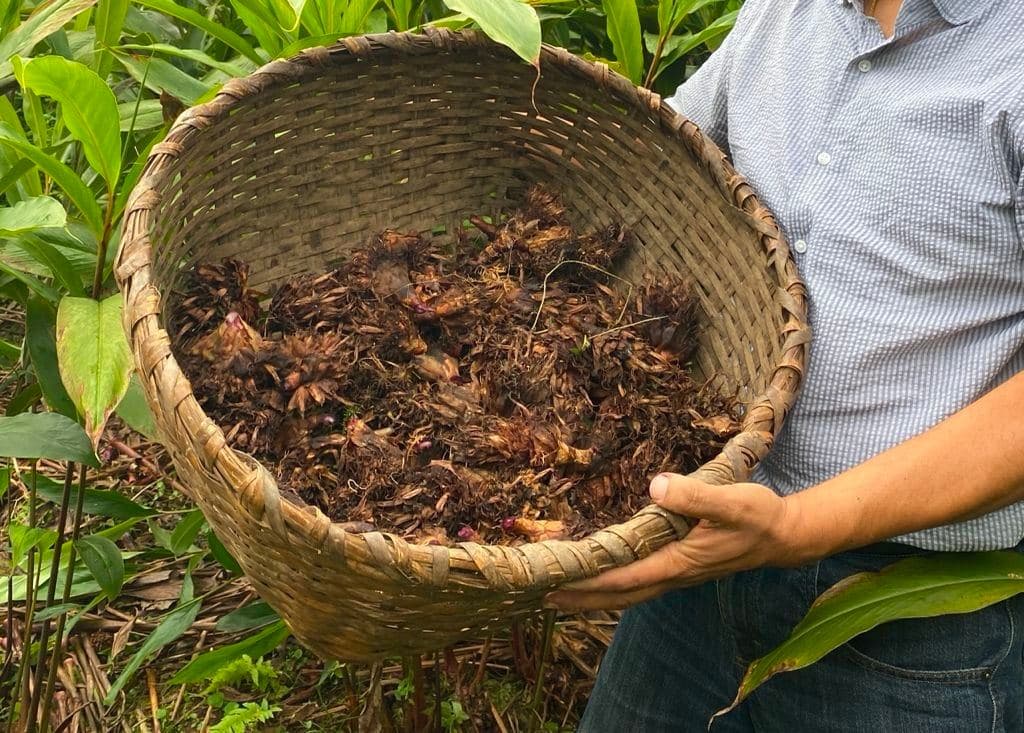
[650, 473, 741, 525]
[544, 581, 678, 612]
[558, 542, 691, 594]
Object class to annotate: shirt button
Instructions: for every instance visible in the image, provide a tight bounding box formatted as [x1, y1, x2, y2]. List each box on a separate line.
[816, 151, 831, 166]
[857, 59, 872, 72]
[793, 239, 808, 254]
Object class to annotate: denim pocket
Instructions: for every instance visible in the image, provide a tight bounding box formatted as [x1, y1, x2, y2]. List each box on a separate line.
[814, 550, 1014, 682]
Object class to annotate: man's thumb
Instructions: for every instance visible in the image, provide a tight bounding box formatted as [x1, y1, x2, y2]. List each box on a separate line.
[649, 473, 734, 523]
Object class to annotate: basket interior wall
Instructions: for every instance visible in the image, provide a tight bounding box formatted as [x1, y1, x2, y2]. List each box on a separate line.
[149, 47, 781, 402]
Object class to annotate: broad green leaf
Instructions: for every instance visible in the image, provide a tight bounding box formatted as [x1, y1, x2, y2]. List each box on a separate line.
[0, 196, 65, 233]
[14, 235, 86, 297]
[0, 261, 60, 303]
[35, 473, 154, 519]
[647, 10, 737, 81]
[118, 99, 164, 132]
[114, 374, 158, 440]
[0, 124, 105, 235]
[5, 382, 42, 415]
[207, 529, 242, 576]
[602, 0, 643, 84]
[34, 602, 81, 621]
[114, 53, 211, 106]
[56, 294, 134, 448]
[135, 0, 262, 64]
[93, 0, 129, 79]
[339, 0, 378, 34]
[229, 0, 287, 56]
[170, 620, 289, 684]
[0, 159, 40, 200]
[383, 0, 418, 31]
[26, 296, 78, 417]
[0, 412, 98, 466]
[657, 0, 717, 36]
[10, 58, 48, 150]
[0, 0, 99, 81]
[443, 0, 541, 65]
[0, 96, 42, 199]
[215, 601, 279, 633]
[76, 534, 125, 600]
[724, 552, 1024, 719]
[0, 338, 19, 365]
[118, 44, 249, 78]
[105, 573, 201, 704]
[169, 508, 207, 555]
[9, 524, 58, 567]
[20, 55, 122, 190]
[0, 466, 8, 501]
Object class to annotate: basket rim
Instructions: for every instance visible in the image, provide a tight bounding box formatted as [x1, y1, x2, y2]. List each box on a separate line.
[114, 28, 810, 593]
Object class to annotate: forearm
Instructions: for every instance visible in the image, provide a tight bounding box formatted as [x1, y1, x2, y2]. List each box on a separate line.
[786, 370, 1024, 562]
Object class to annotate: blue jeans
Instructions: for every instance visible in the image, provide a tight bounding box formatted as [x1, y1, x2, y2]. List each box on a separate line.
[580, 544, 1024, 732]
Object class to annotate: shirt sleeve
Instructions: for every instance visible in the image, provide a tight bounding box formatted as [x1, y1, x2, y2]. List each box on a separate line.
[664, 2, 760, 153]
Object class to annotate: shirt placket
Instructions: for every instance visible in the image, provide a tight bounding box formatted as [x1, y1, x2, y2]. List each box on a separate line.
[785, 2, 896, 258]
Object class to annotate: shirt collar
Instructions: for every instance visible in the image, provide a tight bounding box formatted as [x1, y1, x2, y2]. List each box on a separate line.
[930, 0, 996, 25]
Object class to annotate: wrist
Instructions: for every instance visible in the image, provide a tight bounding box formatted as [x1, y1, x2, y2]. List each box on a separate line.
[776, 489, 833, 565]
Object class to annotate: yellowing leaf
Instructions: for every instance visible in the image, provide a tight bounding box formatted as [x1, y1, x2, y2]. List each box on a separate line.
[56, 294, 134, 448]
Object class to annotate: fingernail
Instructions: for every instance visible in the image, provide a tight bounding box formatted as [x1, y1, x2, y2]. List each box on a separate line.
[543, 592, 562, 610]
[650, 474, 669, 501]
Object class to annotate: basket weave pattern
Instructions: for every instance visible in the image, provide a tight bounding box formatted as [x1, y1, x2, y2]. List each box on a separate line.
[115, 29, 809, 660]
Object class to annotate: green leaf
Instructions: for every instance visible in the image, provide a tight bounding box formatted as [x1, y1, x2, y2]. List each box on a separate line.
[16, 235, 86, 297]
[169, 509, 207, 555]
[94, 0, 129, 79]
[0, 196, 65, 234]
[10, 58, 48, 150]
[0, 124, 105, 235]
[207, 528, 242, 576]
[601, 0, 643, 84]
[33, 602, 82, 621]
[339, 0, 378, 35]
[0, 412, 98, 466]
[105, 573, 201, 704]
[20, 55, 122, 190]
[170, 620, 289, 684]
[76, 534, 125, 601]
[215, 601, 279, 633]
[117, 100, 164, 132]
[35, 474, 154, 519]
[9, 524, 58, 568]
[443, 0, 541, 64]
[0, 0, 99, 82]
[0, 260, 60, 303]
[56, 294, 134, 448]
[0, 338, 19, 366]
[725, 552, 1024, 718]
[228, 0, 287, 57]
[115, 374, 158, 440]
[25, 296, 78, 418]
[647, 9, 737, 81]
[134, 0, 262, 64]
[0, 466, 8, 501]
[114, 53, 212, 106]
[118, 44, 250, 78]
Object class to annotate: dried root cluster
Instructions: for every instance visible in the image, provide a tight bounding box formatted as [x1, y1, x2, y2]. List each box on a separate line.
[172, 186, 739, 546]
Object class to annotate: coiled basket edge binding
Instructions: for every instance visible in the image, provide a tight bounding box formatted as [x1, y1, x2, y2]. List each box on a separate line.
[114, 28, 809, 661]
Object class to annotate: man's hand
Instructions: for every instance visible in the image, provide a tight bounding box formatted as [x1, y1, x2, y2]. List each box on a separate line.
[545, 473, 809, 612]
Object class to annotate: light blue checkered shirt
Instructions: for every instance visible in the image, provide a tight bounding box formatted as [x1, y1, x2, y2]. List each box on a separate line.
[668, 0, 1024, 550]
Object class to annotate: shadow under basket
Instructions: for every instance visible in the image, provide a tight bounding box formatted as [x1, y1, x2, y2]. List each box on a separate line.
[115, 29, 809, 662]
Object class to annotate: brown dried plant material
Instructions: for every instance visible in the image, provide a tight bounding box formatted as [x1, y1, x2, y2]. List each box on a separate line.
[172, 185, 740, 546]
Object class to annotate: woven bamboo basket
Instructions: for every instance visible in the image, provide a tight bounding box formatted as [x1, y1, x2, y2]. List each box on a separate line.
[115, 29, 809, 661]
